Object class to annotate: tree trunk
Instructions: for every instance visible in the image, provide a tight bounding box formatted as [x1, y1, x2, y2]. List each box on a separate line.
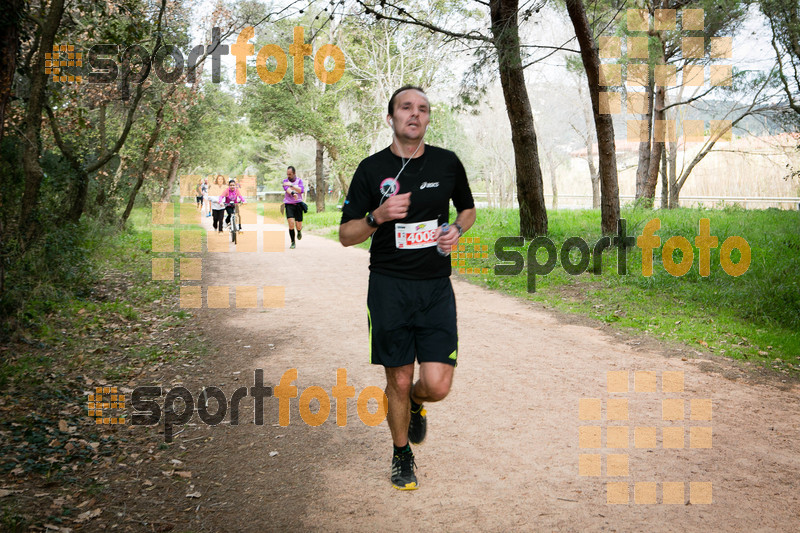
[66, 166, 90, 223]
[160, 152, 180, 202]
[0, 0, 23, 142]
[667, 138, 678, 208]
[660, 148, 668, 209]
[578, 82, 600, 208]
[565, 0, 620, 234]
[490, 0, 547, 237]
[20, 0, 65, 237]
[643, 84, 665, 199]
[634, 77, 654, 202]
[545, 150, 558, 210]
[315, 139, 325, 212]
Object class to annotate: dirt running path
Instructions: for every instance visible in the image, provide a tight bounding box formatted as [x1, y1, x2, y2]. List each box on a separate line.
[176, 216, 799, 532]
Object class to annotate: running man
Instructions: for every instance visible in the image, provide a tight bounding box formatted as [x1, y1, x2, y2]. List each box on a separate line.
[339, 86, 476, 490]
[282, 166, 305, 249]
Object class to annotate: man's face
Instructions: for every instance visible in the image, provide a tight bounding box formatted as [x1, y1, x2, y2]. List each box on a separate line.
[389, 89, 430, 142]
[287, 169, 295, 180]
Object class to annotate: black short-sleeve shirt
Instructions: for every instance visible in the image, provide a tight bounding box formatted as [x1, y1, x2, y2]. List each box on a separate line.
[341, 145, 474, 280]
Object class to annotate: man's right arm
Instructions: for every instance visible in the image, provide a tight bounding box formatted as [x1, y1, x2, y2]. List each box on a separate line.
[339, 192, 411, 247]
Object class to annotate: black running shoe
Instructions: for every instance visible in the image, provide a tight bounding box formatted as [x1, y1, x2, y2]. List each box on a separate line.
[297, 229, 302, 240]
[391, 449, 418, 490]
[408, 403, 427, 445]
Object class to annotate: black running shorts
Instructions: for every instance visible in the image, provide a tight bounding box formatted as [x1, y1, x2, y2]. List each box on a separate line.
[285, 203, 303, 221]
[367, 271, 458, 367]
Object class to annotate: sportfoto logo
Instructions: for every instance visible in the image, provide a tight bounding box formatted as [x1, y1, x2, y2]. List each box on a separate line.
[494, 218, 751, 292]
[49, 26, 345, 92]
[119, 369, 387, 442]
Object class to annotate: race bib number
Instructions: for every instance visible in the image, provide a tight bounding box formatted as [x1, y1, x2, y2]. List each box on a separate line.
[395, 219, 438, 250]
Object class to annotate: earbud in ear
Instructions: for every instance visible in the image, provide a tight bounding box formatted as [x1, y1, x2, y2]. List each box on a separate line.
[389, 119, 394, 128]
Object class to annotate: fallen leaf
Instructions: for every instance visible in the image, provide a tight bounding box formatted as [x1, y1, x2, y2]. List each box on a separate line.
[269, 451, 278, 457]
[175, 471, 192, 479]
[185, 491, 201, 498]
[58, 420, 68, 432]
[75, 508, 101, 523]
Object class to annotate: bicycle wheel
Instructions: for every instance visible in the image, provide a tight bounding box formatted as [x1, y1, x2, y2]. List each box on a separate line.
[230, 213, 237, 244]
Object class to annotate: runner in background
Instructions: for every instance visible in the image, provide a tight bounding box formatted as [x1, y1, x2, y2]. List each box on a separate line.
[283, 166, 305, 249]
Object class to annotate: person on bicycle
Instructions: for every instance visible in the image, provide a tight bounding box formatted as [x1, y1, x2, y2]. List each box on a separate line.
[220, 179, 244, 229]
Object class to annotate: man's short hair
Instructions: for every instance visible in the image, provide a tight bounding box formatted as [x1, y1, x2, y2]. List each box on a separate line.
[229, 179, 236, 185]
[287, 166, 296, 173]
[388, 85, 427, 116]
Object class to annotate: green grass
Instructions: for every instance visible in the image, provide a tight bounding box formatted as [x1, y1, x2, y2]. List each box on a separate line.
[463, 206, 800, 370]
